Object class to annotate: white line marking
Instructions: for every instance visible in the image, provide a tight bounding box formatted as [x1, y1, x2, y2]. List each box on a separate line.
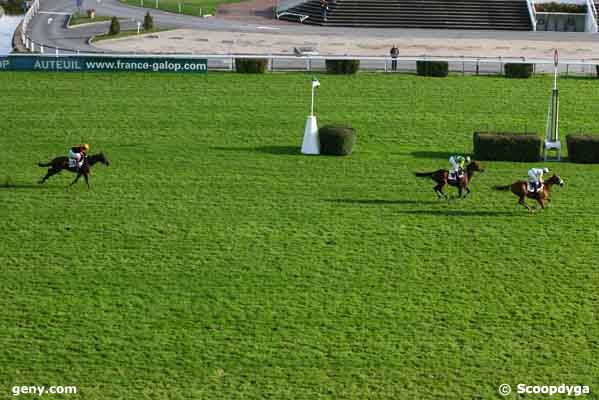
[257, 26, 280, 30]
[38, 11, 72, 15]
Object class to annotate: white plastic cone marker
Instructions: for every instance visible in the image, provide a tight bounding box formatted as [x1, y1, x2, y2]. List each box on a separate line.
[301, 77, 321, 155]
[301, 116, 319, 155]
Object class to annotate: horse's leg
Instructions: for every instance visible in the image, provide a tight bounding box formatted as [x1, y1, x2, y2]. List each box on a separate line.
[69, 173, 82, 187]
[433, 184, 443, 199]
[463, 186, 471, 198]
[84, 173, 90, 190]
[536, 198, 545, 210]
[518, 196, 533, 212]
[434, 183, 448, 200]
[39, 168, 60, 184]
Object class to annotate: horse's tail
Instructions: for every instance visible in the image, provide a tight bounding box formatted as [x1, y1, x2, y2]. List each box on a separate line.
[38, 161, 52, 167]
[494, 184, 511, 191]
[415, 171, 434, 178]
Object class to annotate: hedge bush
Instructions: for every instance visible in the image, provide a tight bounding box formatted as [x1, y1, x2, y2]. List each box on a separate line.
[109, 16, 120, 35]
[416, 61, 448, 77]
[318, 125, 356, 155]
[504, 63, 534, 78]
[143, 11, 154, 30]
[325, 60, 360, 74]
[566, 134, 599, 163]
[473, 132, 541, 162]
[535, 2, 586, 13]
[235, 58, 268, 73]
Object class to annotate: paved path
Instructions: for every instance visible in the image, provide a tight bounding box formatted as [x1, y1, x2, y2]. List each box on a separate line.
[26, 0, 599, 59]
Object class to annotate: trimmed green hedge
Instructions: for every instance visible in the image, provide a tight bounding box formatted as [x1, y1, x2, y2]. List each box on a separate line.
[235, 58, 268, 73]
[325, 60, 360, 74]
[473, 132, 541, 162]
[535, 2, 586, 13]
[566, 134, 599, 163]
[416, 61, 448, 77]
[319, 125, 356, 155]
[109, 16, 120, 35]
[504, 63, 534, 78]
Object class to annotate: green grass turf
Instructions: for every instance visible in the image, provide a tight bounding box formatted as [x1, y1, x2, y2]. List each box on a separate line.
[68, 14, 111, 27]
[119, 0, 241, 17]
[1, 72, 598, 399]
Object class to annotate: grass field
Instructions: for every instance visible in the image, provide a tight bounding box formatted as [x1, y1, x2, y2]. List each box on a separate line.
[68, 14, 111, 27]
[1, 72, 599, 399]
[119, 0, 241, 17]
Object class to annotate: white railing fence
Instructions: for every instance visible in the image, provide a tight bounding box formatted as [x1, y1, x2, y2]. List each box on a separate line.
[21, 0, 40, 52]
[585, 0, 598, 32]
[7, 52, 599, 76]
[526, 0, 537, 30]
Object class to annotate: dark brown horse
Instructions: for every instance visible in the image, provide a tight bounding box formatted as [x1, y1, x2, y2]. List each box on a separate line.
[494, 174, 564, 212]
[415, 161, 485, 199]
[38, 152, 110, 189]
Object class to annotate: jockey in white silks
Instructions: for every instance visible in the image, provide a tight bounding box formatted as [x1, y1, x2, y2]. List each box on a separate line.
[68, 144, 89, 169]
[528, 167, 549, 192]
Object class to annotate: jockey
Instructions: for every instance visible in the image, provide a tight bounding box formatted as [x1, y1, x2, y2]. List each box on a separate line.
[528, 167, 549, 192]
[449, 155, 470, 179]
[69, 144, 89, 169]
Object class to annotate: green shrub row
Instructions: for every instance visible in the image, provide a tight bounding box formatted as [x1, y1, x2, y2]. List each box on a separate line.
[235, 58, 268, 73]
[0, 0, 24, 14]
[473, 132, 541, 162]
[325, 60, 360, 74]
[319, 125, 356, 155]
[416, 61, 448, 77]
[535, 2, 586, 13]
[504, 63, 533, 79]
[566, 134, 599, 163]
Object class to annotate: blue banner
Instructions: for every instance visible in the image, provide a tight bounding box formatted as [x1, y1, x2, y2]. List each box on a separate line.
[0, 55, 208, 73]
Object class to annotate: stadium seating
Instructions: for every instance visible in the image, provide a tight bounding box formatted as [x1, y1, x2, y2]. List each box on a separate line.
[278, 0, 532, 30]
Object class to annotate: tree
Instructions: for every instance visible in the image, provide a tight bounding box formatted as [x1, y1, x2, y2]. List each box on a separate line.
[109, 16, 120, 35]
[143, 11, 154, 31]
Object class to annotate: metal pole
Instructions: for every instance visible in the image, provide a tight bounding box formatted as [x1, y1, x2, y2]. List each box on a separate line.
[310, 85, 314, 117]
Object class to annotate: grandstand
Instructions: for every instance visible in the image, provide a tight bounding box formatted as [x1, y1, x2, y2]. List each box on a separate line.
[277, 0, 533, 30]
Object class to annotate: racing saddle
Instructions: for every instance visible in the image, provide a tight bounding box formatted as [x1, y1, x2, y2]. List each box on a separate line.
[527, 181, 543, 193]
[449, 170, 464, 182]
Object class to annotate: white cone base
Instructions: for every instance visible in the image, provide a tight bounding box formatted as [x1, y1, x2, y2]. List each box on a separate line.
[301, 116, 320, 155]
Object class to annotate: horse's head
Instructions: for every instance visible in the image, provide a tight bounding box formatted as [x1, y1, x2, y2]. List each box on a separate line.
[90, 152, 110, 166]
[466, 160, 484, 173]
[546, 174, 564, 187]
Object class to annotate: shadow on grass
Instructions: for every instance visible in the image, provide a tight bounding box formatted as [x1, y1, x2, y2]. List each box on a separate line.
[211, 146, 300, 156]
[0, 183, 50, 190]
[561, 75, 598, 81]
[326, 199, 439, 205]
[396, 209, 517, 217]
[410, 151, 456, 159]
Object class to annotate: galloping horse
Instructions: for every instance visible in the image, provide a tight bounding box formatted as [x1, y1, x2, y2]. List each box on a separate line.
[38, 152, 110, 189]
[494, 174, 564, 212]
[415, 161, 485, 199]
